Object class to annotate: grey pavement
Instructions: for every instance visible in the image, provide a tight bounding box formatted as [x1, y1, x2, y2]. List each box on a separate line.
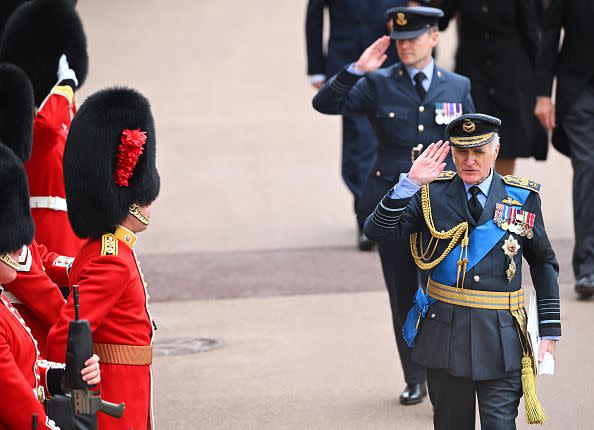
[75, 1, 589, 429]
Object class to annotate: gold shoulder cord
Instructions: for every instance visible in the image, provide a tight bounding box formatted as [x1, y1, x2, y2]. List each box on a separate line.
[410, 184, 470, 288]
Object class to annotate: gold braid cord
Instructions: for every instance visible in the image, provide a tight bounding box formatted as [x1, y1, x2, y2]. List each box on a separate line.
[410, 184, 470, 288]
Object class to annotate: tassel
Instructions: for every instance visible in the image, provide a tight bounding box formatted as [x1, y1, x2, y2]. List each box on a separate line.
[521, 354, 548, 424]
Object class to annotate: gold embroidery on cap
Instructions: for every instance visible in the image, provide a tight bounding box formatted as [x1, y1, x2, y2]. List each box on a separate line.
[462, 119, 476, 133]
[396, 13, 407, 26]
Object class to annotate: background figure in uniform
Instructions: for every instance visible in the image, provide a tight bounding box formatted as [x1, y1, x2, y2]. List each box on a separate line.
[306, 0, 406, 250]
[436, 0, 546, 176]
[0, 142, 100, 430]
[313, 6, 474, 405]
[365, 115, 560, 429]
[534, 0, 594, 299]
[47, 87, 160, 430]
[0, 62, 70, 357]
[0, 0, 88, 256]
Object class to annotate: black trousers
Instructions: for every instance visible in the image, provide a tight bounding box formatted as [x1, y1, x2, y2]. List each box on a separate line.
[378, 238, 426, 385]
[427, 368, 522, 430]
[341, 114, 377, 222]
[564, 84, 594, 278]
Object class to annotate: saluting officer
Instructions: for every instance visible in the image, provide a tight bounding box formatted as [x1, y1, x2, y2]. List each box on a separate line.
[365, 114, 561, 429]
[312, 6, 474, 404]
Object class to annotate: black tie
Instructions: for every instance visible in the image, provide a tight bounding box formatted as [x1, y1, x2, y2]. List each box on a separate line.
[468, 186, 483, 223]
[413, 72, 427, 100]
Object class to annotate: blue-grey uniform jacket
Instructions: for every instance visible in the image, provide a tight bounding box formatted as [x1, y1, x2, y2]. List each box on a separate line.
[312, 64, 475, 218]
[364, 172, 561, 381]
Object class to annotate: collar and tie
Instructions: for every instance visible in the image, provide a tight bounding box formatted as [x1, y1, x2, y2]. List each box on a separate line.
[468, 185, 483, 223]
[413, 72, 427, 100]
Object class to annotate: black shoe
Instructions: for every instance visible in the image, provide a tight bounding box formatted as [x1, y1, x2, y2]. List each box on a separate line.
[575, 274, 594, 299]
[358, 229, 375, 251]
[399, 383, 427, 406]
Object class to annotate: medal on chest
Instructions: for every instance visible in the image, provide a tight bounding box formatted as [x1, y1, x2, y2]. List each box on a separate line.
[435, 102, 463, 125]
[502, 235, 520, 282]
[494, 202, 536, 239]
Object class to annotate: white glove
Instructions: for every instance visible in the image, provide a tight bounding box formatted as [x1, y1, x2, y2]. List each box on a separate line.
[57, 54, 78, 87]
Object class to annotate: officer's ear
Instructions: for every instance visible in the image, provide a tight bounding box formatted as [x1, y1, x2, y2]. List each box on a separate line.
[428, 27, 439, 47]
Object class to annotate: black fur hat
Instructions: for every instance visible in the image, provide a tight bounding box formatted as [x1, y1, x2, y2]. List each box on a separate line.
[64, 87, 160, 239]
[0, 0, 28, 37]
[0, 63, 34, 162]
[0, 0, 87, 106]
[0, 142, 34, 253]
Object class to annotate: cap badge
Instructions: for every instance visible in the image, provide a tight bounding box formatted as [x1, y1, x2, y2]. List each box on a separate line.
[462, 119, 476, 133]
[396, 13, 407, 26]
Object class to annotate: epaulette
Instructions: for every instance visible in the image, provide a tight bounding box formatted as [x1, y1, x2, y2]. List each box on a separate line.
[502, 175, 541, 193]
[100, 233, 119, 256]
[435, 171, 457, 181]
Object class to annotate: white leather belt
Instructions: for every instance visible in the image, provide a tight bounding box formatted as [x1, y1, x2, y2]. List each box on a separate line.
[30, 196, 67, 212]
[3, 291, 22, 304]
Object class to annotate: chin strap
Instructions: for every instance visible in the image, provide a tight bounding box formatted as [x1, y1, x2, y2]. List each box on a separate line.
[129, 203, 150, 226]
[0, 253, 20, 270]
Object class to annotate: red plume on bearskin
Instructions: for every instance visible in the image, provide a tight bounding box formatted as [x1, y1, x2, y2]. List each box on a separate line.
[114, 129, 147, 187]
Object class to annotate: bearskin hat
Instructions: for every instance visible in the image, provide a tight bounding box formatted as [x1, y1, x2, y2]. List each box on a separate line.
[0, 142, 34, 253]
[0, 63, 34, 162]
[64, 87, 160, 239]
[0, 0, 87, 106]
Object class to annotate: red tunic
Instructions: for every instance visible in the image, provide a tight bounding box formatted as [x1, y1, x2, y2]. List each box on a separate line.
[4, 241, 70, 356]
[47, 227, 154, 430]
[26, 84, 84, 256]
[0, 291, 61, 430]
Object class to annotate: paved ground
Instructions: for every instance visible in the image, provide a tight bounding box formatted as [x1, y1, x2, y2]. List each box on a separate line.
[72, 1, 591, 428]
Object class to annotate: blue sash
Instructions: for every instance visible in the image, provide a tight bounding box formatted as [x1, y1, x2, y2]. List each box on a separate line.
[431, 185, 530, 286]
[402, 184, 530, 347]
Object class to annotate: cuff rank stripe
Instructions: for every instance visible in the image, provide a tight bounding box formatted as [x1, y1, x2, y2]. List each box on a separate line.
[371, 215, 399, 229]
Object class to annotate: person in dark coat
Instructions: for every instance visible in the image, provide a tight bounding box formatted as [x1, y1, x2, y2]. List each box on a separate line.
[305, 0, 408, 250]
[365, 115, 560, 429]
[534, 0, 594, 298]
[313, 6, 474, 405]
[437, 0, 546, 176]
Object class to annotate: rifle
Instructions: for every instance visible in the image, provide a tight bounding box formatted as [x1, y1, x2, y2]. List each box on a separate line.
[64, 285, 125, 428]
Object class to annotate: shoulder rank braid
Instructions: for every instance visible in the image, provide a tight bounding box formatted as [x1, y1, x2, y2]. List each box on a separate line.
[410, 181, 470, 288]
[101, 233, 119, 256]
[435, 170, 457, 181]
[502, 175, 541, 193]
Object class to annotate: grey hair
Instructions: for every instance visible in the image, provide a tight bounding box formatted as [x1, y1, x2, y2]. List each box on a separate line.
[490, 133, 500, 152]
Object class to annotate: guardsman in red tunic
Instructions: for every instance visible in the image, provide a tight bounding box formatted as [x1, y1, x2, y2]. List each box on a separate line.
[0, 142, 100, 430]
[47, 87, 161, 430]
[0, 0, 88, 255]
[0, 63, 71, 356]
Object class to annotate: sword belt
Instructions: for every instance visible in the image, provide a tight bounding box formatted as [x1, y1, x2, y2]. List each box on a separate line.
[427, 278, 524, 311]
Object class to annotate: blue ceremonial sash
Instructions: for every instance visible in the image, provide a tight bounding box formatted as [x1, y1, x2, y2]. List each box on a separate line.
[403, 288, 436, 347]
[402, 184, 531, 347]
[431, 185, 531, 286]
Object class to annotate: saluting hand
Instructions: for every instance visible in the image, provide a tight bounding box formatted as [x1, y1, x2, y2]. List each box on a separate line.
[408, 140, 450, 186]
[354, 36, 391, 74]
